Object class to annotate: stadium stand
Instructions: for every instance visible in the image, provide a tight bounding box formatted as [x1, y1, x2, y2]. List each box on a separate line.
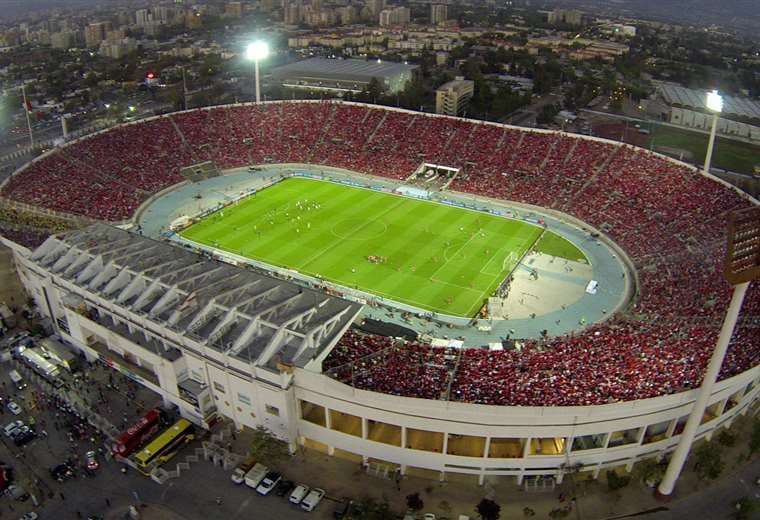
[1, 100, 758, 406]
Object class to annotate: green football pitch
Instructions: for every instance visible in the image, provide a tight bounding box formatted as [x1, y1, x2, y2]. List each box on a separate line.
[180, 177, 572, 317]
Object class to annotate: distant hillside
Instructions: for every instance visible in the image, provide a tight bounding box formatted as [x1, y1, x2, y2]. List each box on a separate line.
[548, 0, 760, 35]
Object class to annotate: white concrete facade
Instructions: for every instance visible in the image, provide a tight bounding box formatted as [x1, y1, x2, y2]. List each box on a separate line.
[5, 230, 759, 486]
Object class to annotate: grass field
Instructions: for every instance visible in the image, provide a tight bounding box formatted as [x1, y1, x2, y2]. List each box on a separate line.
[180, 178, 579, 317]
[649, 124, 760, 174]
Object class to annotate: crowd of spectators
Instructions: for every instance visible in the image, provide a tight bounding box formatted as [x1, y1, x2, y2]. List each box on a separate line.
[1, 100, 758, 406]
[0, 204, 77, 249]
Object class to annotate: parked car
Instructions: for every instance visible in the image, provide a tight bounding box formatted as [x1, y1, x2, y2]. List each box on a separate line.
[333, 499, 364, 519]
[289, 484, 310, 504]
[274, 479, 295, 497]
[86, 451, 99, 470]
[256, 471, 282, 496]
[230, 467, 247, 485]
[301, 488, 325, 512]
[20, 513, 39, 520]
[50, 463, 74, 482]
[3, 420, 22, 438]
[13, 429, 35, 446]
[423, 514, 437, 520]
[7, 402, 21, 415]
[5, 484, 29, 501]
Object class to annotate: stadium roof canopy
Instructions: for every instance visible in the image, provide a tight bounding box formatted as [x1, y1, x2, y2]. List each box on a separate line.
[30, 224, 361, 370]
[657, 83, 760, 121]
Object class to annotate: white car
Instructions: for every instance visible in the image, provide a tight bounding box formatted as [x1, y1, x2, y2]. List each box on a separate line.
[289, 484, 310, 504]
[3, 420, 22, 438]
[423, 514, 437, 520]
[20, 513, 39, 520]
[7, 402, 21, 416]
[256, 471, 281, 495]
[300, 488, 325, 512]
[231, 467, 247, 485]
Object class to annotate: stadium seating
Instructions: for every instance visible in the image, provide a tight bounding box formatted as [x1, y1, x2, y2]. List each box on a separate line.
[1, 100, 758, 406]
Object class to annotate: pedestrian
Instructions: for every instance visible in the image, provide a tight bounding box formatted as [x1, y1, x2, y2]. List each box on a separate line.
[216, 497, 222, 506]
[105, 497, 111, 507]
[59, 492, 65, 500]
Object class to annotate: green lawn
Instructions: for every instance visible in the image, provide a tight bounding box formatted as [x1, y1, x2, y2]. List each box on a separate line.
[534, 232, 588, 263]
[181, 177, 570, 317]
[649, 124, 760, 174]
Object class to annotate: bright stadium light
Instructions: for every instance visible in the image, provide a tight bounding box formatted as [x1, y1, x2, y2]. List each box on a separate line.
[706, 89, 723, 113]
[246, 41, 269, 103]
[128, 105, 136, 112]
[702, 90, 723, 175]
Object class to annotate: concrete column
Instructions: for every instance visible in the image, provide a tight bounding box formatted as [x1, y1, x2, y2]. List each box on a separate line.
[401, 426, 407, 449]
[523, 438, 532, 458]
[361, 417, 368, 440]
[442, 432, 449, 456]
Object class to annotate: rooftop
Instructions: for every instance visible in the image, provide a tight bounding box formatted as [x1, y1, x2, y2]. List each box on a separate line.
[271, 57, 418, 80]
[657, 83, 760, 121]
[30, 224, 362, 370]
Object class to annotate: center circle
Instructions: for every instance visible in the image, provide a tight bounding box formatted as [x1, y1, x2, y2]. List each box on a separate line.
[332, 218, 388, 241]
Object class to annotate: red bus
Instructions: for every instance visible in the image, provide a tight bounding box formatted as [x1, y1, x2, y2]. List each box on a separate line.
[111, 408, 162, 457]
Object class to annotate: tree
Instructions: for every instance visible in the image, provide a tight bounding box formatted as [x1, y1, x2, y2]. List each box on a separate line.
[356, 497, 395, 520]
[406, 492, 424, 513]
[247, 425, 291, 466]
[367, 77, 383, 103]
[476, 498, 500, 520]
[694, 441, 724, 480]
[606, 470, 631, 491]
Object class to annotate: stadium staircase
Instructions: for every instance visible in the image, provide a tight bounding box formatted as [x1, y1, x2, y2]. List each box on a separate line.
[167, 115, 201, 164]
[363, 112, 388, 150]
[150, 420, 243, 484]
[307, 104, 337, 163]
[558, 142, 621, 211]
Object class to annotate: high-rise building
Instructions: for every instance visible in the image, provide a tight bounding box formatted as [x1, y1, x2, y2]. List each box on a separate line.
[136, 9, 152, 26]
[284, 4, 302, 24]
[84, 22, 110, 48]
[338, 6, 357, 25]
[379, 6, 410, 26]
[225, 2, 244, 18]
[430, 4, 447, 25]
[153, 6, 171, 23]
[51, 30, 77, 50]
[366, 0, 385, 17]
[547, 8, 585, 26]
[435, 77, 474, 116]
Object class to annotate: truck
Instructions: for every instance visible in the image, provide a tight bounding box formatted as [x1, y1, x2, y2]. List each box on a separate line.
[243, 463, 269, 489]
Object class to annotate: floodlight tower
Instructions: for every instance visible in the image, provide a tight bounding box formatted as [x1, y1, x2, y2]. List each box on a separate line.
[657, 206, 760, 496]
[703, 90, 723, 175]
[246, 41, 269, 104]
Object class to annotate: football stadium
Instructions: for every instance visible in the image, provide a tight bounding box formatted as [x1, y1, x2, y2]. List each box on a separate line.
[1, 100, 758, 486]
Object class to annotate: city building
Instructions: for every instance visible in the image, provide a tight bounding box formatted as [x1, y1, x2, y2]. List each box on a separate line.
[365, 0, 385, 17]
[435, 76, 474, 115]
[51, 30, 77, 50]
[430, 4, 448, 25]
[136, 8, 152, 27]
[225, 2, 244, 18]
[84, 22, 110, 48]
[379, 6, 410, 27]
[547, 8, 586, 26]
[270, 57, 418, 94]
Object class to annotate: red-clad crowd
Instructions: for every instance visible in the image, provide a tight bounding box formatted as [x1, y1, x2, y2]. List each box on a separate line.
[2, 100, 758, 406]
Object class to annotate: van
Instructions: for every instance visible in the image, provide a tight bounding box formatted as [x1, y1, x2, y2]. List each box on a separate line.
[243, 463, 268, 489]
[300, 488, 325, 512]
[9, 371, 25, 391]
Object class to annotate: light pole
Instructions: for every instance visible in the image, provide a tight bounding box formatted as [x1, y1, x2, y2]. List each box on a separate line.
[21, 84, 35, 148]
[246, 41, 269, 104]
[657, 207, 759, 497]
[702, 89, 723, 175]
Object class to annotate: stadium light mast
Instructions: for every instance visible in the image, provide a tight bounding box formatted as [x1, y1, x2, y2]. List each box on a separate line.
[246, 41, 269, 104]
[702, 90, 723, 175]
[657, 206, 759, 497]
[21, 84, 35, 149]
